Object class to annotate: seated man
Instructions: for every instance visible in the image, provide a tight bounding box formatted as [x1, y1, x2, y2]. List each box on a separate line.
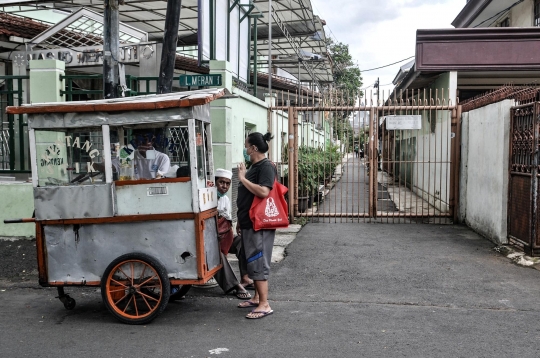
[131, 129, 171, 179]
[212, 168, 251, 299]
[170, 168, 251, 301]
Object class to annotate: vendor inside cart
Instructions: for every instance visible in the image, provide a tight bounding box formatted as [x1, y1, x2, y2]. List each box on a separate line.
[102, 128, 171, 180]
[127, 129, 171, 180]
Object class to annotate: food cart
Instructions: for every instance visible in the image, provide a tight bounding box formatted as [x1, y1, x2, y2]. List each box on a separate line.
[5, 88, 226, 324]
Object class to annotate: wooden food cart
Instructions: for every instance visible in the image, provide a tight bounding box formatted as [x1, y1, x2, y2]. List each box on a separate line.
[5, 88, 226, 324]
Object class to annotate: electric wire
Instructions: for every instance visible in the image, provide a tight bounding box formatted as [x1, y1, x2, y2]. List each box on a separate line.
[473, 0, 524, 28]
[360, 56, 414, 72]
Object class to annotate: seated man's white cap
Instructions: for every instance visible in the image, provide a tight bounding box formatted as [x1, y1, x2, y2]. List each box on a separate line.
[215, 168, 232, 180]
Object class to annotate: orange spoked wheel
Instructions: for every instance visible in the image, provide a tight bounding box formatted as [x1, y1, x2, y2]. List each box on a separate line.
[101, 253, 170, 325]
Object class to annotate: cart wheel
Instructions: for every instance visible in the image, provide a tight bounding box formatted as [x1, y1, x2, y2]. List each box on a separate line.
[56, 287, 76, 310]
[64, 296, 76, 310]
[101, 253, 170, 325]
[169, 285, 192, 302]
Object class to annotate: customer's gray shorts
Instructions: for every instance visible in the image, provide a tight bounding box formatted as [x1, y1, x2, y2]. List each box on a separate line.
[241, 228, 275, 281]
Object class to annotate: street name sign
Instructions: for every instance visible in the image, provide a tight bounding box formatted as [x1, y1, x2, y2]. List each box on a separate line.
[179, 74, 222, 87]
[385, 115, 422, 130]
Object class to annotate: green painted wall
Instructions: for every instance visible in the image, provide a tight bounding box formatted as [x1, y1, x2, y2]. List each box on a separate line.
[0, 182, 34, 238]
[1, 60, 66, 238]
[209, 60, 269, 173]
[29, 60, 65, 103]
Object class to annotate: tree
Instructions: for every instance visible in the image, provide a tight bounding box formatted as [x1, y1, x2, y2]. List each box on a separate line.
[326, 39, 363, 109]
[325, 39, 363, 149]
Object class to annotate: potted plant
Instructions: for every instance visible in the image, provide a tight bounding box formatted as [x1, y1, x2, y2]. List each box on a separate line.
[297, 147, 320, 212]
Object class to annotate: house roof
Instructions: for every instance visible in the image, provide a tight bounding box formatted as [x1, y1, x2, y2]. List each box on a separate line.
[392, 59, 414, 86]
[0, 11, 209, 74]
[6, 88, 227, 114]
[393, 27, 540, 101]
[2, 0, 333, 85]
[0, 11, 48, 39]
[451, 0, 519, 28]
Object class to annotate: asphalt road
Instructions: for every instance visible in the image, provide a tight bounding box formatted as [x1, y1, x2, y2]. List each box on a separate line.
[1, 223, 540, 358]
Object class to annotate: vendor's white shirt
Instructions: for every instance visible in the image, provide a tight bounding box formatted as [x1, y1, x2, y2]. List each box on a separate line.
[217, 194, 232, 221]
[134, 150, 171, 179]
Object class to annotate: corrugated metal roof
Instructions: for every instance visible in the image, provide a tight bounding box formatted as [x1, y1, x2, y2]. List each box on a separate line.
[1, 0, 333, 84]
[6, 87, 227, 114]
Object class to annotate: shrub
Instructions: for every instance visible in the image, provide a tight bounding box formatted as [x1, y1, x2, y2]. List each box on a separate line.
[297, 145, 341, 196]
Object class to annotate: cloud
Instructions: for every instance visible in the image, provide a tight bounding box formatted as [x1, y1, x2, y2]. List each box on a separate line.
[311, 0, 465, 93]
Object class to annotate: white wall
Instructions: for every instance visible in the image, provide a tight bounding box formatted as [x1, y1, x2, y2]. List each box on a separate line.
[413, 110, 452, 212]
[510, 0, 534, 27]
[459, 100, 514, 244]
[201, 0, 250, 81]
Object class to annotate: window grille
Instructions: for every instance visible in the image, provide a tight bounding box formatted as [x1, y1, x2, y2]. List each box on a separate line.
[167, 126, 190, 166]
[498, 17, 510, 27]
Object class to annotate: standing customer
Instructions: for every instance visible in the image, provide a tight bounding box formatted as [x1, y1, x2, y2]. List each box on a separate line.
[236, 132, 276, 319]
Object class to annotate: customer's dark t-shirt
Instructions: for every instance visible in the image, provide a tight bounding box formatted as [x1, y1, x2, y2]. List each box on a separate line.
[237, 158, 275, 230]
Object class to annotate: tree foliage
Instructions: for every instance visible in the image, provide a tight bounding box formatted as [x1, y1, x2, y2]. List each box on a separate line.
[325, 39, 363, 146]
[328, 40, 363, 102]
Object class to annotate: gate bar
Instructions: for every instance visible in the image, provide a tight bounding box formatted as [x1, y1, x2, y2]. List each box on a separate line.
[269, 105, 456, 111]
[288, 106, 294, 221]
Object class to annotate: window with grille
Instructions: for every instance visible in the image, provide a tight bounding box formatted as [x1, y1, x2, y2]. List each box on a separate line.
[35, 128, 106, 187]
[498, 17, 510, 27]
[167, 126, 190, 166]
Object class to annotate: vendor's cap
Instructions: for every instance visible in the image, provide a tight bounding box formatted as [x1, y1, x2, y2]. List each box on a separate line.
[215, 168, 232, 180]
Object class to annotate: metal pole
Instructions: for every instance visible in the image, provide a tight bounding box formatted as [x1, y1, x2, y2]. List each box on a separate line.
[298, 58, 301, 104]
[158, 0, 182, 94]
[268, 0, 272, 95]
[103, 0, 120, 99]
[253, 17, 258, 97]
[288, 106, 295, 221]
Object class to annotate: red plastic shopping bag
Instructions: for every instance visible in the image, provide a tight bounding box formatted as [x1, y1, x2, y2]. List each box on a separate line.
[249, 179, 289, 231]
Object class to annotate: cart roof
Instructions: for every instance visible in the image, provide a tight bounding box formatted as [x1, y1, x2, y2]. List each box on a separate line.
[6, 88, 227, 115]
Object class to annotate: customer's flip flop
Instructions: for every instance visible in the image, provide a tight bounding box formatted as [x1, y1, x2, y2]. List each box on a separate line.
[246, 310, 273, 319]
[237, 300, 258, 308]
[243, 283, 255, 290]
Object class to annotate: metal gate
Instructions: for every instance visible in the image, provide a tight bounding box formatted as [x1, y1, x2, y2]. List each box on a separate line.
[508, 103, 540, 254]
[269, 89, 460, 224]
[0, 75, 28, 173]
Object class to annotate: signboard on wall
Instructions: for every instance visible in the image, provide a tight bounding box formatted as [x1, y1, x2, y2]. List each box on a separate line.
[12, 43, 154, 69]
[385, 115, 422, 130]
[179, 74, 222, 87]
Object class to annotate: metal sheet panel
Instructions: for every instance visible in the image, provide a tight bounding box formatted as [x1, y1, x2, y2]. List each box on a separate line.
[28, 105, 211, 129]
[203, 216, 220, 271]
[198, 187, 218, 212]
[34, 184, 115, 220]
[44, 220, 199, 283]
[115, 181, 194, 215]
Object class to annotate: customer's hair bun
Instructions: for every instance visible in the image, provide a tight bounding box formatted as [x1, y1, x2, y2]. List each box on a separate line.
[263, 132, 274, 142]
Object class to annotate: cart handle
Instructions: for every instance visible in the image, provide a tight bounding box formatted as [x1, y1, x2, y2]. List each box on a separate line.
[3, 218, 35, 224]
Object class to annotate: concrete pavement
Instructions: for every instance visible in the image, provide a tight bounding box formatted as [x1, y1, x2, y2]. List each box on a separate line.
[3, 222, 540, 357]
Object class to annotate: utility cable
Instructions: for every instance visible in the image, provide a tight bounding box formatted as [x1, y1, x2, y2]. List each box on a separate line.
[474, 0, 524, 28]
[360, 56, 414, 72]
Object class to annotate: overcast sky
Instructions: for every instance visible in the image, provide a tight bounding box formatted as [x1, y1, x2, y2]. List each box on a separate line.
[311, 0, 466, 99]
